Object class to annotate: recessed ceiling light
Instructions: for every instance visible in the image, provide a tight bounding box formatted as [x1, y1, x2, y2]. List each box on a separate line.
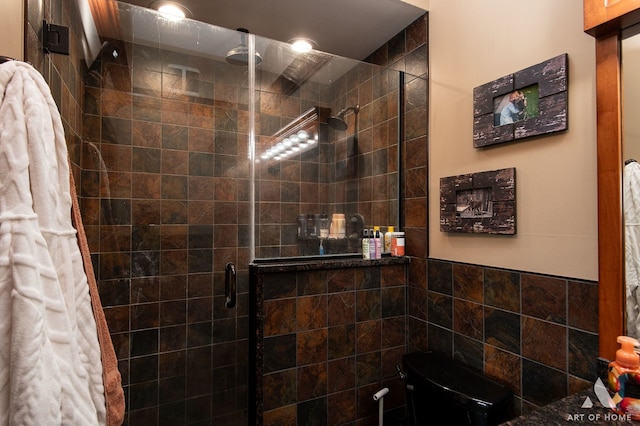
[290, 38, 316, 53]
[150, 1, 192, 20]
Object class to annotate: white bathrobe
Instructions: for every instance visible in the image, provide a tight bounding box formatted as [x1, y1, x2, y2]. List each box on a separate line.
[625, 161, 640, 339]
[0, 61, 106, 424]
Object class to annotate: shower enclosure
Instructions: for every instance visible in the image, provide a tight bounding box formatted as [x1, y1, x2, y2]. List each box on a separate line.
[69, 1, 421, 423]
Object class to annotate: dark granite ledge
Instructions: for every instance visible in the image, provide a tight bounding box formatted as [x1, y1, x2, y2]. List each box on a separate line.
[250, 254, 410, 273]
[504, 389, 635, 425]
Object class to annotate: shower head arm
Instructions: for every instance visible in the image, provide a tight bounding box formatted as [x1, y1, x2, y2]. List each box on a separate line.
[237, 28, 248, 47]
[328, 104, 360, 131]
[338, 105, 360, 117]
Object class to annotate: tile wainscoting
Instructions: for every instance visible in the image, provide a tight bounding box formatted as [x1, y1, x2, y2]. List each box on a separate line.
[407, 259, 599, 416]
[250, 256, 409, 425]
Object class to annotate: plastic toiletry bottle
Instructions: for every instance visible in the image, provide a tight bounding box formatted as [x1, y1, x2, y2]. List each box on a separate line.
[362, 229, 370, 259]
[391, 232, 405, 256]
[307, 214, 316, 237]
[609, 336, 640, 419]
[384, 226, 394, 254]
[313, 214, 322, 238]
[374, 227, 382, 259]
[298, 214, 307, 238]
[369, 229, 376, 259]
[319, 239, 324, 255]
[320, 214, 330, 238]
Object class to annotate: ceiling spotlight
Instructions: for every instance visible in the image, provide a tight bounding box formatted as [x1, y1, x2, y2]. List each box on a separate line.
[290, 38, 316, 53]
[150, 1, 192, 20]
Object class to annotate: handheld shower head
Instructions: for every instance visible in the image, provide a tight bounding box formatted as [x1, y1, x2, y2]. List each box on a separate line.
[328, 105, 360, 130]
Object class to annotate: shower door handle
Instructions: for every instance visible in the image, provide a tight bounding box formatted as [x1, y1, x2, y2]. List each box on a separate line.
[225, 262, 236, 308]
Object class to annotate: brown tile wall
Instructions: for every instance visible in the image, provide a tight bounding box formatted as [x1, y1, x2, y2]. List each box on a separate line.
[256, 59, 409, 258]
[21, 5, 428, 424]
[254, 75, 330, 258]
[417, 259, 599, 416]
[326, 63, 400, 233]
[257, 15, 429, 259]
[248, 19, 430, 426]
[23, 5, 428, 424]
[251, 260, 408, 425]
[80, 41, 253, 424]
[67, 22, 419, 424]
[365, 15, 430, 358]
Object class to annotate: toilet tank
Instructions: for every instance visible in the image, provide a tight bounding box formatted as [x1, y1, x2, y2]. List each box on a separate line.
[402, 351, 513, 426]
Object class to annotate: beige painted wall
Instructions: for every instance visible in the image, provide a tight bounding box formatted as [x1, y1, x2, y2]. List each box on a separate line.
[0, 0, 24, 60]
[429, 0, 598, 280]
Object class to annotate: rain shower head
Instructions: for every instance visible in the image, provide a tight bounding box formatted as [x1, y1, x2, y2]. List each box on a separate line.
[328, 105, 360, 131]
[226, 28, 263, 66]
[327, 115, 348, 131]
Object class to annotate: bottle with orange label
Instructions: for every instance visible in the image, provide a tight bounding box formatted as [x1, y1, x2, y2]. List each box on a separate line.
[391, 231, 405, 256]
[609, 336, 640, 419]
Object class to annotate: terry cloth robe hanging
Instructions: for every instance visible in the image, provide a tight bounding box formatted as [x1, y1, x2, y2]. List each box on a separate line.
[0, 61, 107, 424]
[625, 161, 640, 339]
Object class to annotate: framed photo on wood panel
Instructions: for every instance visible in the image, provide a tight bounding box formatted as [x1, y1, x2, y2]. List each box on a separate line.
[473, 54, 568, 148]
[440, 167, 516, 235]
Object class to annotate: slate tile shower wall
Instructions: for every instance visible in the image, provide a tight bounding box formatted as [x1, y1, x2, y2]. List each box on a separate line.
[251, 260, 409, 425]
[420, 260, 599, 415]
[21, 4, 429, 424]
[253, 74, 331, 258]
[326, 63, 400, 232]
[364, 15, 431, 355]
[255, 59, 411, 258]
[76, 25, 415, 423]
[248, 15, 431, 426]
[80, 41, 256, 424]
[260, 14, 430, 259]
[365, 15, 428, 238]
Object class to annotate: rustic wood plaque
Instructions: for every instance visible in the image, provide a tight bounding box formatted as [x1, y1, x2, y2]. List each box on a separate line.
[473, 54, 568, 148]
[440, 167, 516, 235]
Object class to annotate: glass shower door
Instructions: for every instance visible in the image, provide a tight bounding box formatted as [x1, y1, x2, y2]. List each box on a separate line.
[83, 4, 252, 423]
[251, 36, 402, 259]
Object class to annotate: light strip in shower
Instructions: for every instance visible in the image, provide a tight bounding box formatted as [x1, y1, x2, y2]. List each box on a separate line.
[259, 107, 319, 162]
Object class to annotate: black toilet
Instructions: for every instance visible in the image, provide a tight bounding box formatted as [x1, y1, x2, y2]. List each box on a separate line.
[401, 351, 513, 426]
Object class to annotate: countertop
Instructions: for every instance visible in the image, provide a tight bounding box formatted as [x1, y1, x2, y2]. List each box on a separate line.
[249, 253, 409, 273]
[505, 389, 636, 425]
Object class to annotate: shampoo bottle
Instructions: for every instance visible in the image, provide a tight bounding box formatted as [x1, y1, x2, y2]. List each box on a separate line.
[369, 229, 376, 259]
[609, 336, 640, 419]
[362, 229, 370, 259]
[374, 227, 382, 259]
[384, 226, 394, 254]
